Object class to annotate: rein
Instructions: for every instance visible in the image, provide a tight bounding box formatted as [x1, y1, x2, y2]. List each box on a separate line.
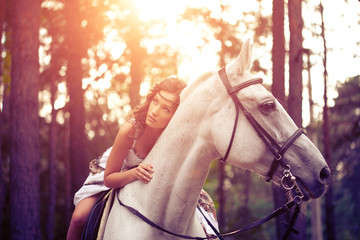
[117, 190, 302, 240]
[116, 67, 304, 239]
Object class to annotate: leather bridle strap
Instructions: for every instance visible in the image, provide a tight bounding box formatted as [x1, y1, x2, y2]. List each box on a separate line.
[265, 128, 304, 182]
[218, 196, 300, 238]
[219, 67, 282, 161]
[218, 67, 304, 182]
[117, 188, 302, 240]
[196, 205, 225, 240]
[218, 67, 263, 162]
[116, 190, 217, 240]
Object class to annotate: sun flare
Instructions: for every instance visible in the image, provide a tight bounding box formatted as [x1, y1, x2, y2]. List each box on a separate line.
[133, 0, 187, 21]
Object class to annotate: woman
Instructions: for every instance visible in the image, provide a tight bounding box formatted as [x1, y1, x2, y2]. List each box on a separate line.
[66, 77, 218, 240]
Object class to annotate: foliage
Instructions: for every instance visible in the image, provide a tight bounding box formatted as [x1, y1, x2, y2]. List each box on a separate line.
[205, 162, 275, 239]
[181, 3, 270, 75]
[330, 76, 360, 239]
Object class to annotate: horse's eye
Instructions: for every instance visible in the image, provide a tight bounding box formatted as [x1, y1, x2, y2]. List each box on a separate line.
[260, 101, 276, 114]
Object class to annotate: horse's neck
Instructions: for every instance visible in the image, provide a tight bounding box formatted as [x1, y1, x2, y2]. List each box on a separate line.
[147, 134, 212, 223]
[146, 114, 214, 203]
[123, 94, 215, 226]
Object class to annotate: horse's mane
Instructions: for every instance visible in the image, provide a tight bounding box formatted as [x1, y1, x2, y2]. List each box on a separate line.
[180, 71, 215, 101]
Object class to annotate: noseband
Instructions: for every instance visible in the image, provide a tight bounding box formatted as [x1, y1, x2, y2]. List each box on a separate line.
[218, 67, 304, 184]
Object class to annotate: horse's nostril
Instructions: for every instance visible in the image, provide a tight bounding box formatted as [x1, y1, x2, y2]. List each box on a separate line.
[320, 166, 331, 182]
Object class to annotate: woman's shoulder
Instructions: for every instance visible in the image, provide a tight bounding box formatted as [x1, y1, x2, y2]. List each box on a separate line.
[127, 118, 144, 139]
[114, 118, 144, 145]
[117, 120, 133, 135]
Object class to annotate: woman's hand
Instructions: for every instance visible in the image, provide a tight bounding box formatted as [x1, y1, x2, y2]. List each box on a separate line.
[134, 163, 154, 183]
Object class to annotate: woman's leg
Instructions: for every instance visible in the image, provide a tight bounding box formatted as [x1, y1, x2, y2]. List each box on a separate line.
[66, 194, 100, 240]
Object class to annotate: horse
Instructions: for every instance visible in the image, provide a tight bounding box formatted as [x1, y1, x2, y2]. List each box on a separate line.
[102, 38, 330, 239]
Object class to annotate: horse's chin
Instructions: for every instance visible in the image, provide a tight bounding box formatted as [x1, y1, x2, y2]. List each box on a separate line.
[273, 179, 321, 202]
[293, 180, 326, 202]
[290, 183, 310, 202]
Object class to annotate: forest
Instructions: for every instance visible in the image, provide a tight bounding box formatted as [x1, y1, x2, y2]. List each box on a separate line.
[0, 0, 359, 239]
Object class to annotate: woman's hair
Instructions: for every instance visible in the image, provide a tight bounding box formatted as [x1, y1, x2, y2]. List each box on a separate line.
[127, 77, 187, 131]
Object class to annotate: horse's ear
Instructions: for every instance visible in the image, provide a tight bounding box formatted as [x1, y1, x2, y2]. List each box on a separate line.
[236, 38, 253, 75]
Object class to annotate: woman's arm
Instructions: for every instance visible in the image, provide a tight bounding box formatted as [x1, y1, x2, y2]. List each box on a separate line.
[104, 121, 154, 188]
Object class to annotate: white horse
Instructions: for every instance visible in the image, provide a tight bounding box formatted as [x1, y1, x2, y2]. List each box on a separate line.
[103, 39, 330, 239]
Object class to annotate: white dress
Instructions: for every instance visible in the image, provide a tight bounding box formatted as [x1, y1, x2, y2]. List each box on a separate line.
[73, 146, 219, 236]
[74, 146, 142, 206]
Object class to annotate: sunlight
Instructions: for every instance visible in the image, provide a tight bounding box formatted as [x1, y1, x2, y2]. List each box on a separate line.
[95, 0, 360, 129]
[91, 78, 111, 92]
[103, 28, 126, 60]
[41, 0, 63, 10]
[133, 0, 187, 21]
[129, 0, 265, 83]
[39, 90, 52, 123]
[98, 64, 108, 74]
[54, 95, 66, 110]
[140, 81, 150, 96]
[336, 161, 344, 180]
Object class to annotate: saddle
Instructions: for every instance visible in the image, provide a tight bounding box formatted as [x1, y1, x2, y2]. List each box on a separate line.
[81, 189, 115, 240]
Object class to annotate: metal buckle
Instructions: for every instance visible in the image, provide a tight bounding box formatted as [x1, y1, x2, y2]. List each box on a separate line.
[275, 154, 282, 161]
[281, 165, 296, 190]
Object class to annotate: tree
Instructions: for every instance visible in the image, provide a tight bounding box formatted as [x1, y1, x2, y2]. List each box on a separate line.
[9, 0, 41, 239]
[272, 0, 285, 104]
[271, 1, 291, 239]
[125, 3, 146, 108]
[330, 76, 360, 240]
[0, 1, 12, 238]
[304, 48, 324, 240]
[64, 0, 88, 199]
[318, 2, 336, 240]
[287, 0, 306, 239]
[46, 78, 58, 240]
[0, 0, 6, 235]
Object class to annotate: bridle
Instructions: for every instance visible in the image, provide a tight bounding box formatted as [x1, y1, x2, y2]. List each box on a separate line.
[218, 67, 304, 184]
[116, 67, 306, 240]
[217, 67, 305, 238]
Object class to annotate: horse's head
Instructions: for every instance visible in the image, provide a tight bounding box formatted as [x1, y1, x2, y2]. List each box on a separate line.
[206, 39, 330, 201]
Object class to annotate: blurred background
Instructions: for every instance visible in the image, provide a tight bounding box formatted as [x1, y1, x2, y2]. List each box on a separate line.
[0, 0, 359, 239]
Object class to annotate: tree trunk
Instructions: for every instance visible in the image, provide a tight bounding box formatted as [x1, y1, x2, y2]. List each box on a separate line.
[271, 1, 292, 239]
[9, 0, 41, 239]
[0, 0, 6, 235]
[0, 93, 3, 239]
[288, 0, 306, 239]
[64, 122, 73, 226]
[319, 2, 336, 240]
[46, 82, 57, 240]
[64, 0, 88, 198]
[311, 198, 323, 240]
[127, 5, 145, 108]
[305, 49, 324, 240]
[272, 0, 286, 105]
[288, 0, 303, 124]
[0, 105, 3, 239]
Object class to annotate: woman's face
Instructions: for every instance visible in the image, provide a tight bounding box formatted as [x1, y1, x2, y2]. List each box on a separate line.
[146, 90, 179, 129]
